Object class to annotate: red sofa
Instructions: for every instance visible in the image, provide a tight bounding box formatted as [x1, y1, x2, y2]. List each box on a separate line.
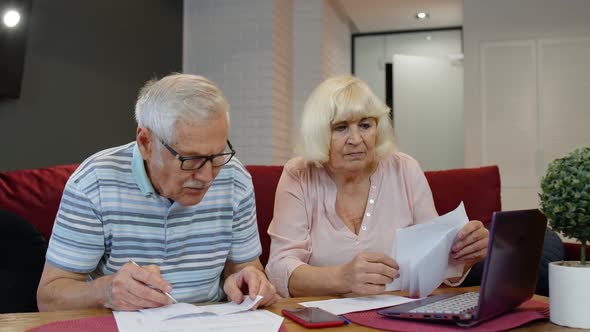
[2, 163, 510, 266]
[2, 163, 585, 267]
[0, 164, 580, 312]
[0, 162, 580, 314]
[1, 163, 583, 264]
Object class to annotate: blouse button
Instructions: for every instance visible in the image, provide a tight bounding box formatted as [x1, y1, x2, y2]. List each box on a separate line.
[369, 199, 375, 204]
[361, 226, 367, 231]
[371, 185, 377, 189]
[366, 212, 371, 217]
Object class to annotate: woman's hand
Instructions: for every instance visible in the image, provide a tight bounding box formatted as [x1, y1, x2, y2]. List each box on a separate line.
[341, 252, 399, 296]
[451, 220, 489, 264]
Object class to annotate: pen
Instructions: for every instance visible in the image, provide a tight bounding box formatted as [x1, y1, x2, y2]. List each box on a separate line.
[339, 315, 351, 325]
[128, 259, 178, 304]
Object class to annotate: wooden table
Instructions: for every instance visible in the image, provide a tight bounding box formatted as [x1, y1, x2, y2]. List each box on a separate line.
[0, 287, 576, 332]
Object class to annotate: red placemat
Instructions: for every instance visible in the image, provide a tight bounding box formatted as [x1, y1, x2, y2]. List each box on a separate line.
[26, 314, 289, 332]
[343, 299, 549, 331]
[26, 315, 116, 332]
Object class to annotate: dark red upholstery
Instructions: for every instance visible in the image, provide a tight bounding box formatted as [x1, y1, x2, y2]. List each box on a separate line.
[0, 163, 581, 266]
[424, 165, 502, 227]
[564, 242, 589, 261]
[245, 166, 284, 266]
[246, 165, 503, 265]
[0, 164, 79, 242]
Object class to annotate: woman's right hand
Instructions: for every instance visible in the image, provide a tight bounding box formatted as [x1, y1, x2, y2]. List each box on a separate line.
[341, 252, 400, 296]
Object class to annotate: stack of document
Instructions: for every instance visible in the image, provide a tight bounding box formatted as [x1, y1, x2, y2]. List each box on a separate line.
[386, 202, 468, 297]
[114, 296, 283, 332]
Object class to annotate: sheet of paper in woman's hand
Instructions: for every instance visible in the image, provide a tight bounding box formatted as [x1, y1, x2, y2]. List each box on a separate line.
[386, 202, 468, 297]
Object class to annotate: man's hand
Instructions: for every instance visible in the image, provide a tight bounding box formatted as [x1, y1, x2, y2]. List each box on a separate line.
[223, 265, 278, 309]
[451, 220, 489, 264]
[104, 262, 174, 311]
[341, 252, 399, 296]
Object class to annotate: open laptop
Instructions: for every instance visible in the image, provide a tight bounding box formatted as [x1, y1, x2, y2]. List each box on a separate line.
[378, 209, 547, 327]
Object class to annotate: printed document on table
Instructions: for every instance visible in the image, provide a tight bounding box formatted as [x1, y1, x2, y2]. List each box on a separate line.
[114, 296, 283, 332]
[299, 294, 418, 315]
[115, 309, 283, 332]
[386, 202, 468, 297]
[138, 295, 263, 320]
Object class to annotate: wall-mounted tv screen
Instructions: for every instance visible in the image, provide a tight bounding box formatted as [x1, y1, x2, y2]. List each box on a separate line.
[0, 0, 32, 99]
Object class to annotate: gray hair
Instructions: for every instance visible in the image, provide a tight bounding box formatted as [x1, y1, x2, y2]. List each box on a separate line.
[134, 73, 230, 145]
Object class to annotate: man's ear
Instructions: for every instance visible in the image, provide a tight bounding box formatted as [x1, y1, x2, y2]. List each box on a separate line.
[136, 127, 153, 161]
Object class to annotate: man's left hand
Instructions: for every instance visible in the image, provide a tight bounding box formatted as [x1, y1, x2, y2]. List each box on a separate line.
[451, 220, 489, 264]
[223, 265, 278, 308]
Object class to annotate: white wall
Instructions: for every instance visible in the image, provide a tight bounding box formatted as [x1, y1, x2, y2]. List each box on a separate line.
[272, 0, 294, 163]
[291, 0, 351, 152]
[184, 0, 280, 165]
[292, 1, 323, 150]
[354, 30, 462, 102]
[353, 29, 463, 171]
[393, 55, 464, 171]
[184, 0, 351, 165]
[464, 0, 590, 210]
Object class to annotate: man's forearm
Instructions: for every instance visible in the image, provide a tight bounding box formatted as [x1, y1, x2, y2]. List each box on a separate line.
[37, 276, 109, 311]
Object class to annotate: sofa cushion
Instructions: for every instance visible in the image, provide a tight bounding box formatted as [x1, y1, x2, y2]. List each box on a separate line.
[245, 164, 502, 266]
[245, 165, 284, 266]
[0, 164, 79, 241]
[564, 242, 590, 262]
[0, 163, 502, 269]
[424, 165, 501, 227]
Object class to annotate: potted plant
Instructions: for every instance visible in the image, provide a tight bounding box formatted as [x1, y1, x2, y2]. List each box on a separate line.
[539, 146, 590, 329]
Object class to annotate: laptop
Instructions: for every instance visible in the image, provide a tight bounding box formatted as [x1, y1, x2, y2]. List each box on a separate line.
[378, 209, 547, 327]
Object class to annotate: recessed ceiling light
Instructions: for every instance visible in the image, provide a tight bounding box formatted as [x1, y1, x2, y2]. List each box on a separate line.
[2, 9, 21, 28]
[416, 12, 429, 20]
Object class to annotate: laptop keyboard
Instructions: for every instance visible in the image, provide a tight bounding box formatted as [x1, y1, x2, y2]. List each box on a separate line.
[409, 292, 479, 314]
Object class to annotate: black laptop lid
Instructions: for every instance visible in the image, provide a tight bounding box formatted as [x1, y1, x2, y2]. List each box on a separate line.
[377, 209, 548, 326]
[475, 209, 547, 322]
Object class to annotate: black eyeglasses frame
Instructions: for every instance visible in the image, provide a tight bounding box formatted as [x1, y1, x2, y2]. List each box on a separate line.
[160, 139, 235, 170]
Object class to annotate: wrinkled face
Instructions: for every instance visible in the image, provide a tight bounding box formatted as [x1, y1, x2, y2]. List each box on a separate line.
[327, 116, 378, 174]
[137, 113, 229, 206]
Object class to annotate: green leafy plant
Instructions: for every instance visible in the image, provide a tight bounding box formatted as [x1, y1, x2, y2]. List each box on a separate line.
[540, 146, 590, 265]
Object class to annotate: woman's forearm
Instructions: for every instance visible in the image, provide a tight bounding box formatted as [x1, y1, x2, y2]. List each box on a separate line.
[287, 264, 350, 297]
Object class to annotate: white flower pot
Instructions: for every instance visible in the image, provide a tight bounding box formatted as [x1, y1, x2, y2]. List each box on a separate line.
[549, 261, 590, 328]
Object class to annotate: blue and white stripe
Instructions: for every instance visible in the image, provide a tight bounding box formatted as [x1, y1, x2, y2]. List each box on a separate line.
[46, 142, 261, 303]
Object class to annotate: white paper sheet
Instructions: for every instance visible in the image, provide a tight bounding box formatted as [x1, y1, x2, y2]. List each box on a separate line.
[114, 296, 276, 332]
[198, 295, 263, 316]
[386, 202, 468, 297]
[138, 295, 263, 320]
[115, 309, 283, 332]
[298, 294, 418, 315]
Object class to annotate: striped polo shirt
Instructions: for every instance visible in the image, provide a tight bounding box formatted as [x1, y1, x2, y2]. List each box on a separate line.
[46, 142, 262, 303]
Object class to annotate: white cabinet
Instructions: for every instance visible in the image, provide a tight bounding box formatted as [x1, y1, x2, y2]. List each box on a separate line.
[480, 37, 590, 210]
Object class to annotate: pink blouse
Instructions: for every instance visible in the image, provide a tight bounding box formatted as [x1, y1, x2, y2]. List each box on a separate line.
[265, 153, 464, 297]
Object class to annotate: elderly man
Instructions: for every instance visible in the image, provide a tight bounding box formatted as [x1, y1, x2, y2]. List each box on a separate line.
[37, 74, 276, 311]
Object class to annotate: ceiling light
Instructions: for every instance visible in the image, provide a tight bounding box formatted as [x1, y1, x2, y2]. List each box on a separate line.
[416, 12, 429, 20]
[2, 9, 21, 28]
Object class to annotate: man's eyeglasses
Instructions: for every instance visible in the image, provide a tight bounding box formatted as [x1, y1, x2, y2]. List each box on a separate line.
[160, 139, 235, 170]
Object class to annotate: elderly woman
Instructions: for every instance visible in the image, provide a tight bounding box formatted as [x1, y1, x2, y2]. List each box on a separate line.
[265, 75, 489, 298]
